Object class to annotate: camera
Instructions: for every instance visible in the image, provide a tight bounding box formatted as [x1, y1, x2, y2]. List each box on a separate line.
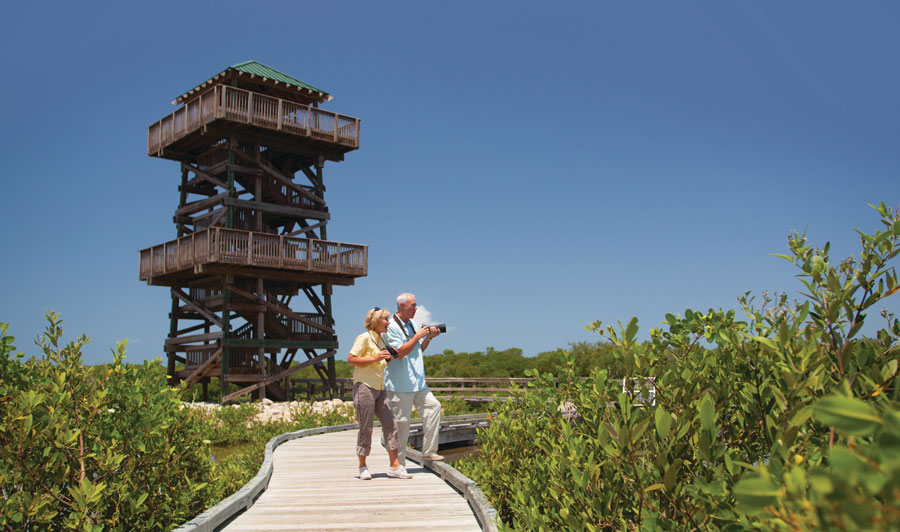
[425, 324, 447, 333]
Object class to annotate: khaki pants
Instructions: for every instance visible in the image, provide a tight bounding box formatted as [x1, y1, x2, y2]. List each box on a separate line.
[353, 382, 399, 456]
[387, 389, 441, 465]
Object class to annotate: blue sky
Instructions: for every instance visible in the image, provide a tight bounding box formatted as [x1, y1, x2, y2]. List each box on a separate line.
[1, 1, 898, 366]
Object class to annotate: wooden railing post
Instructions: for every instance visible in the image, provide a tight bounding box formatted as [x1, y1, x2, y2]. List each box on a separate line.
[333, 112, 338, 142]
[248, 92, 253, 124]
[277, 99, 283, 130]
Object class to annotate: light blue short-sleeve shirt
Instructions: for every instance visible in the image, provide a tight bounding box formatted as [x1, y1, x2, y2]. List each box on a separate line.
[383, 317, 427, 392]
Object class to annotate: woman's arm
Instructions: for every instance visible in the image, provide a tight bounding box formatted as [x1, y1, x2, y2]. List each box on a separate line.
[348, 350, 391, 367]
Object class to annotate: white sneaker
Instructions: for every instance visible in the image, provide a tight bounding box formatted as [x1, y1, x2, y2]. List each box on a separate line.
[387, 466, 412, 479]
[358, 466, 372, 480]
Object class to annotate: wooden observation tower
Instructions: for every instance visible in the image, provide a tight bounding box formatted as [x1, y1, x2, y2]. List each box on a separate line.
[139, 61, 365, 402]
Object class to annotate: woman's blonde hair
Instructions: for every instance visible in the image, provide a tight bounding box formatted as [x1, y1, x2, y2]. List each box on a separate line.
[365, 307, 390, 330]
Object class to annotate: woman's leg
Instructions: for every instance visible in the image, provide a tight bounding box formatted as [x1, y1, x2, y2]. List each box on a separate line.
[353, 382, 376, 466]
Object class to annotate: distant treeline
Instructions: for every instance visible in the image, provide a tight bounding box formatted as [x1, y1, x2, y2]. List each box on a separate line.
[298, 341, 627, 380]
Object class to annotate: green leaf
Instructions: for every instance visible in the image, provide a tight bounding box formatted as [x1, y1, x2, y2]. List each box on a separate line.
[699, 394, 716, 433]
[643, 483, 665, 492]
[752, 336, 777, 350]
[663, 460, 682, 490]
[733, 476, 779, 512]
[814, 395, 882, 436]
[654, 408, 672, 439]
[788, 405, 814, 428]
[625, 317, 639, 344]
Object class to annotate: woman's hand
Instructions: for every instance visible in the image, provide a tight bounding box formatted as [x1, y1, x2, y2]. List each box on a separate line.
[375, 350, 393, 362]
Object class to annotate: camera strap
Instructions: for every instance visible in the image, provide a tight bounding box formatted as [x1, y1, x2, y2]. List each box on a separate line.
[393, 314, 415, 340]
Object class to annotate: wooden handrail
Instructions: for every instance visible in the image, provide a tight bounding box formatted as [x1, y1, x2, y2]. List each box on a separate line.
[148, 84, 360, 155]
[139, 227, 367, 280]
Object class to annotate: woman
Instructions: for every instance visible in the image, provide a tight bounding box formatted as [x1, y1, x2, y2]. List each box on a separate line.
[347, 307, 411, 480]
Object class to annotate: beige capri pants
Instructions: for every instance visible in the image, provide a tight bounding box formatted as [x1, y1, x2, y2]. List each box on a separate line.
[353, 382, 400, 456]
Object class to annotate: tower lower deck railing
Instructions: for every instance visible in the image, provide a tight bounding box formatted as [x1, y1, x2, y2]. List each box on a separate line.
[147, 84, 360, 155]
[139, 227, 367, 280]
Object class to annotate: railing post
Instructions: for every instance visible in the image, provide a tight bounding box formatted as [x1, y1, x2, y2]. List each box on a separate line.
[248, 232, 253, 265]
[248, 92, 253, 124]
[277, 99, 283, 130]
[279, 235, 284, 268]
[333, 112, 338, 142]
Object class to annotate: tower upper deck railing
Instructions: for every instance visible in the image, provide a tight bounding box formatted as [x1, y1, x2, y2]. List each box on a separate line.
[147, 84, 360, 155]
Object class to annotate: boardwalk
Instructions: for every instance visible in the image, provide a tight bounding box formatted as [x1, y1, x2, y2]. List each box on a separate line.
[221, 429, 483, 531]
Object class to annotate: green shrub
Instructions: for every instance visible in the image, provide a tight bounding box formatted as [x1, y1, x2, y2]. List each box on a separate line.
[0, 314, 217, 531]
[459, 203, 900, 531]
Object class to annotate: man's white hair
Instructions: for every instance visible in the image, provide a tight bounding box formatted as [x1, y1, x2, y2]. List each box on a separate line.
[396, 292, 415, 309]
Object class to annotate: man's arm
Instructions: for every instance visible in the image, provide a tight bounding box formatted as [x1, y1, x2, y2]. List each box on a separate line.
[385, 321, 431, 358]
[420, 327, 441, 353]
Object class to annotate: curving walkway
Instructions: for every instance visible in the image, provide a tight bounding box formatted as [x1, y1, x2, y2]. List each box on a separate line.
[220, 429, 483, 531]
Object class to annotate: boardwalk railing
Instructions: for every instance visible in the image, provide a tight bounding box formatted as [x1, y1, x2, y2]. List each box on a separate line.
[139, 227, 367, 280]
[291, 376, 656, 406]
[148, 84, 361, 155]
[428, 378, 533, 403]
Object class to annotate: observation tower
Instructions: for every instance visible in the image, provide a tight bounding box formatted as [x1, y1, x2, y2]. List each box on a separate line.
[139, 61, 365, 402]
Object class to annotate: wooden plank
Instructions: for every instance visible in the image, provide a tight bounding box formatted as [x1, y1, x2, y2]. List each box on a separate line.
[175, 192, 228, 217]
[285, 220, 327, 238]
[220, 430, 481, 531]
[428, 387, 514, 394]
[183, 162, 228, 190]
[228, 285, 335, 334]
[180, 349, 221, 391]
[222, 339, 338, 350]
[165, 331, 223, 345]
[193, 264, 360, 286]
[165, 343, 219, 353]
[219, 350, 335, 403]
[231, 149, 324, 206]
[224, 198, 330, 220]
[172, 287, 224, 327]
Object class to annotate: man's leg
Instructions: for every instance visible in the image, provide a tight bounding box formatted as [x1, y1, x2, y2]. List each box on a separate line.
[415, 389, 442, 457]
[387, 391, 414, 465]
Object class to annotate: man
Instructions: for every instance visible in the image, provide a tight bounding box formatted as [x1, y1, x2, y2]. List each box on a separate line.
[383, 292, 443, 465]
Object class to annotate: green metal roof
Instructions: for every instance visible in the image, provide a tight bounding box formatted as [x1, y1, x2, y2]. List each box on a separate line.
[229, 61, 329, 95]
[173, 61, 331, 105]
